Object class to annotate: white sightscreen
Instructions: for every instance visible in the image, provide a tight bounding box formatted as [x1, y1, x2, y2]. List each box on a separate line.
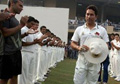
[0, 4, 69, 43]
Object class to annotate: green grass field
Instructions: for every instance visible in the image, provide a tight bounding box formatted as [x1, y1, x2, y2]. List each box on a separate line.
[42, 59, 120, 84]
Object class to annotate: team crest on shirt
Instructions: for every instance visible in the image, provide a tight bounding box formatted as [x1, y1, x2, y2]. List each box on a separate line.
[95, 32, 100, 36]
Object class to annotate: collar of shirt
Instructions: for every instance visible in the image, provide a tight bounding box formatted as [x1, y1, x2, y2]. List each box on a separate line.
[84, 22, 98, 30]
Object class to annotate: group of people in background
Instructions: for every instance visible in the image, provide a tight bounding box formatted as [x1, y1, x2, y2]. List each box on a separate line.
[65, 43, 78, 59]
[98, 33, 120, 83]
[109, 33, 120, 82]
[18, 16, 65, 84]
[97, 33, 120, 84]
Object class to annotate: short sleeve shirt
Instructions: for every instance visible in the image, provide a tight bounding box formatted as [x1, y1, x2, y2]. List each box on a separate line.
[2, 16, 21, 55]
[21, 26, 36, 52]
[71, 23, 109, 45]
[112, 39, 120, 54]
[71, 23, 109, 69]
[35, 31, 43, 39]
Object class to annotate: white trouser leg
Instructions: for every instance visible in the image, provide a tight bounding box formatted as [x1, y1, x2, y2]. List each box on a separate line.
[87, 69, 100, 84]
[33, 49, 38, 82]
[116, 56, 120, 79]
[18, 51, 34, 84]
[113, 54, 117, 76]
[73, 68, 87, 84]
[37, 47, 46, 81]
[29, 53, 35, 84]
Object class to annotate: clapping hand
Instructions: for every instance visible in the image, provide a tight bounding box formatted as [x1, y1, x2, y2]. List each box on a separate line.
[0, 12, 15, 21]
[20, 16, 28, 27]
[27, 28, 38, 34]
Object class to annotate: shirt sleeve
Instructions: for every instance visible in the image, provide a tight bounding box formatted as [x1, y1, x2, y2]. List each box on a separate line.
[71, 28, 79, 42]
[21, 27, 26, 35]
[102, 28, 109, 43]
[36, 32, 43, 39]
[21, 27, 27, 42]
[22, 36, 27, 42]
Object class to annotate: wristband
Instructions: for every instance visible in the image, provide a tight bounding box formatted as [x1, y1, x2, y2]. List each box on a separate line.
[25, 32, 28, 36]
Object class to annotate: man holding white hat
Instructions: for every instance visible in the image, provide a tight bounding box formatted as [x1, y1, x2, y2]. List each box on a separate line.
[71, 5, 109, 84]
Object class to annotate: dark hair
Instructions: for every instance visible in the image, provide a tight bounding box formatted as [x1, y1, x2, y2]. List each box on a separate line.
[27, 16, 36, 23]
[34, 19, 39, 23]
[46, 29, 51, 33]
[111, 33, 115, 36]
[115, 33, 119, 37]
[40, 26, 46, 30]
[8, 0, 23, 8]
[51, 33, 54, 36]
[86, 5, 98, 16]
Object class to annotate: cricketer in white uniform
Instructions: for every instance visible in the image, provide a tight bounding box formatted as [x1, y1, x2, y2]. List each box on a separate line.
[18, 16, 38, 84]
[111, 34, 120, 81]
[71, 5, 109, 84]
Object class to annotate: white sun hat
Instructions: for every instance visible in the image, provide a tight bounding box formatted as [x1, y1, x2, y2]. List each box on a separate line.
[83, 38, 109, 64]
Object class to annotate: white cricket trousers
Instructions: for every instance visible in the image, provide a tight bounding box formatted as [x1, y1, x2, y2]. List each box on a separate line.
[18, 51, 35, 84]
[73, 55, 100, 84]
